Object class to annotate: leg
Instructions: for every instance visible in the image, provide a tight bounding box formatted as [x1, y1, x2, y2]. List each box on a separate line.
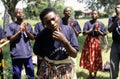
[12, 59, 23, 79]
[110, 43, 120, 79]
[87, 71, 92, 79]
[70, 57, 77, 79]
[24, 57, 34, 79]
[93, 72, 97, 79]
[36, 56, 42, 75]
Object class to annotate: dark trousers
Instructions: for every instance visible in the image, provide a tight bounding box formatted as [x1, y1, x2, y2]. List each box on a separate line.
[12, 57, 34, 79]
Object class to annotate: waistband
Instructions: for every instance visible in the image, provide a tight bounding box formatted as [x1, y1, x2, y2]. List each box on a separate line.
[44, 56, 71, 64]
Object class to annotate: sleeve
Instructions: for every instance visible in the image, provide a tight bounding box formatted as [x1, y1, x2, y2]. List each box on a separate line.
[83, 22, 89, 33]
[69, 27, 79, 51]
[108, 17, 113, 29]
[100, 22, 107, 35]
[33, 34, 41, 56]
[6, 24, 14, 39]
[75, 20, 82, 33]
[34, 23, 39, 36]
[34, 22, 44, 36]
[27, 23, 34, 35]
[0, 26, 6, 39]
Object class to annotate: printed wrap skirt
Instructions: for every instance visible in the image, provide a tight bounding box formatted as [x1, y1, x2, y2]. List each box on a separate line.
[37, 56, 75, 79]
[80, 36, 102, 72]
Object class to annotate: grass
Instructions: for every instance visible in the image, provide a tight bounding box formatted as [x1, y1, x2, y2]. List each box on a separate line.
[1, 18, 120, 79]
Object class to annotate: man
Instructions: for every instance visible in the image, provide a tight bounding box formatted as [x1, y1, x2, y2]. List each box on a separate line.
[61, 7, 81, 37]
[6, 8, 35, 79]
[61, 7, 81, 79]
[108, 2, 120, 79]
[33, 7, 79, 79]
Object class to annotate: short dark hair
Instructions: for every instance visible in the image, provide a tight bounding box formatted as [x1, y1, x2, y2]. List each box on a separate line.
[39, 7, 57, 25]
[91, 9, 99, 15]
[115, 2, 120, 6]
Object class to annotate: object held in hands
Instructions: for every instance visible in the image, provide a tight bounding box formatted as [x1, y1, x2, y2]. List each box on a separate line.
[0, 40, 10, 48]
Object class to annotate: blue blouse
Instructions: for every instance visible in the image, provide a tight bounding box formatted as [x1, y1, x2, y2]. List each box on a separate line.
[0, 26, 6, 40]
[83, 20, 106, 37]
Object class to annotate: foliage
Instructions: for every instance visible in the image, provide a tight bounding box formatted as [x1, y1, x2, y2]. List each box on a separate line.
[1, 0, 18, 21]
[77, 0, 120, 16]
[24, 0, 65, 20]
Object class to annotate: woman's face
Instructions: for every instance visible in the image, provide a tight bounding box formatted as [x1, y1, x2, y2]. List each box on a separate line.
[43, 12, 60, 31]
[91, 10, 99, 20]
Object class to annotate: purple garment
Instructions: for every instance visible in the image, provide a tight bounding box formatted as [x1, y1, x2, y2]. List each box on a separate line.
[6, 22, 34, 59]
[83, 20, 106, 37]
[0, 26, 6, 40]
[34, 22, 44, 35]
[61, 17, 81, 33]
[108, 16, 120, 42]
[33, 25, 79, 60]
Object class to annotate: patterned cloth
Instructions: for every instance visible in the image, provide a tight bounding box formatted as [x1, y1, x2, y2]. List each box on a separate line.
[0, 48, 4, 79]
[37, 57, 74, 79]
[80, 36, 102, 72]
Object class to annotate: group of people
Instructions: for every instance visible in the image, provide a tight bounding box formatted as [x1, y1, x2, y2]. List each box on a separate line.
[0, 2, 120, 79]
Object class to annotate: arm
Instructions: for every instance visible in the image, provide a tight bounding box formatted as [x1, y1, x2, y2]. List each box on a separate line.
[52, 31, 77, 58]
[108, 17, 118, 33]
[9, 30, 21, 43]
[71, 20, 81, 37]
[83, 22, 94, 35]
[108, 15, 120, 33]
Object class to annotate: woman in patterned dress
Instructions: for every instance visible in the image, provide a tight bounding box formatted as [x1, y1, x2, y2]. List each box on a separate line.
[80, 10, 107, 79]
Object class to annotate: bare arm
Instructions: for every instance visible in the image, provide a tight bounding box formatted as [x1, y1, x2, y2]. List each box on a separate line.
[9, 30, 21, 43]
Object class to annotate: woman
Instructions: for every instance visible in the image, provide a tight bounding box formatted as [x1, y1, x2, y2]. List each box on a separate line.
[80, 10, 107, 79]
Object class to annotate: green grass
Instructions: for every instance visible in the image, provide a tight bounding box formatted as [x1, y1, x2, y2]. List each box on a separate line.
[1, 18, 120, 79]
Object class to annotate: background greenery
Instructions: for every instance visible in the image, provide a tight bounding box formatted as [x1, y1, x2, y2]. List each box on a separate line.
[1, 18, 120, 79]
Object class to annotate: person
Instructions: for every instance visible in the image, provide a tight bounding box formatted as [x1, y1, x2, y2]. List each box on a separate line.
[6, 8, 35, 79]
[108, 2, 120, 79]
[33, 7, 79, 79]
[33, 22, 44, 76]
[61, 7, 81, 79]
[61, 7, 81, 37]
[0, 26, 6, 79]
[79, 10, 107, 79]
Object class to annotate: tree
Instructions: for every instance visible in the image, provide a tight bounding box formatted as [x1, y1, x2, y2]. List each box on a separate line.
[24, 0, 65, 19]
[77, 0, 120, 16]
[1, 0, 18, 21]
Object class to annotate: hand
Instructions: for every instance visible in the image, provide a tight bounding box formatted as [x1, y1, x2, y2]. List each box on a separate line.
[24, 23, 29, 32]
[52, 31, 68, 43]
[71, 21, 76, 27]
[117, 14, 120, 20]
[20, 22, 28, 32]
[94, 22, 99, 31]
